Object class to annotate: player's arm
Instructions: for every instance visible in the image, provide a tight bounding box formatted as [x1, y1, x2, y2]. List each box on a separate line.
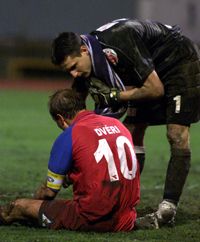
[119, 70, 164, 102]
[94, 26, 164, 103]
[119, 27, 164, 101]
[89, 70, 164, 107]
[35, 129, 73, 201]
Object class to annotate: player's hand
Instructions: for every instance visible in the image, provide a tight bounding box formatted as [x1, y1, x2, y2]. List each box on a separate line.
[89, 77, 120, 107]
[34, 182, 56, 200]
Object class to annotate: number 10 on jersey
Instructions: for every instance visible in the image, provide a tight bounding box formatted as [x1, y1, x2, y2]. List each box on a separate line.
[94, 136, 137, 182]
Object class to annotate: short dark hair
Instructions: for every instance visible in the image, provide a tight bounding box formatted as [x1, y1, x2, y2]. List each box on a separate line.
[48, 89, 86, 120]
[51, 32, 82, 65]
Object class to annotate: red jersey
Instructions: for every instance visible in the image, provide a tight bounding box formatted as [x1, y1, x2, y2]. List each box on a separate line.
[47, 111, 140, 231]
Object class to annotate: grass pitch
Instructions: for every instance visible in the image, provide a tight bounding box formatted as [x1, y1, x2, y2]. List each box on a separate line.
[0, 90, 200, 242]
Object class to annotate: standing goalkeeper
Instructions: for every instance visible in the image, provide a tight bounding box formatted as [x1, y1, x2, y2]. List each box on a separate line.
[51, 18, 200, 228]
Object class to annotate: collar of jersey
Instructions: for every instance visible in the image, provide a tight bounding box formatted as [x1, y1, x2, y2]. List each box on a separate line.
[71, 110, 94, 126]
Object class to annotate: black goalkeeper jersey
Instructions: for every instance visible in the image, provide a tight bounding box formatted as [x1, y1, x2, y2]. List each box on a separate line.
[91, 19, 200, 92]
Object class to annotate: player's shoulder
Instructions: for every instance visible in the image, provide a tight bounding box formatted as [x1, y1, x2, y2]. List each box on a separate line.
[54, 125, 73, 146]
[92, 18, 145, 48]
[93, 18, 141, 36]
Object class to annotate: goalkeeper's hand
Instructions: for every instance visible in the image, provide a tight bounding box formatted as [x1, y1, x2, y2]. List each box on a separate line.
[89, 77, 120, 107]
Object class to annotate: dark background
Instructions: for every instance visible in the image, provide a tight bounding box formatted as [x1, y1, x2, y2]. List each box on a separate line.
[0, 0, 199, 80]
[0, 0, 138, 40]
[0, 0, 138, 79]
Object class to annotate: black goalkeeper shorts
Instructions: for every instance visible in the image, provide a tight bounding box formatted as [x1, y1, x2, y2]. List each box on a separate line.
[125, 59, 200, 126]
[125, 92, 200, 126]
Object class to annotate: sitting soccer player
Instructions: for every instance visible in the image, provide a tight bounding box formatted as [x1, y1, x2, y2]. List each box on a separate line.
[0, 89, 140, 232]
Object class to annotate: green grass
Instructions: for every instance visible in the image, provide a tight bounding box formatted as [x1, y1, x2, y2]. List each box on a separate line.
[0, 90, 200, 242]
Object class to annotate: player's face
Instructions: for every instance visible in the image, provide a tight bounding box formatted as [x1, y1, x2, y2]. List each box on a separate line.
[61, 45, 92, 78]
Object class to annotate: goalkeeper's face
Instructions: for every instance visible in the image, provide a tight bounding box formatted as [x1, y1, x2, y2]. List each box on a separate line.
[61, 45, 92, 78]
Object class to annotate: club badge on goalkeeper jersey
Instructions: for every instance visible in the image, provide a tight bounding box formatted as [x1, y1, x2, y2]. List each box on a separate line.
[103, 48, 118, 66]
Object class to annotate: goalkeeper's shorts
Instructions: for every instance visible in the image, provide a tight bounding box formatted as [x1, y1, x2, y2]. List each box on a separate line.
[125, 59, 200, 126]
[125, 91, 200, 126]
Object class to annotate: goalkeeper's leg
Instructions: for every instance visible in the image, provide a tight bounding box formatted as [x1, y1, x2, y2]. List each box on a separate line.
[123, 118, 147, 173]
[157, 124, 190, 225]
[135, 124, 191, 229]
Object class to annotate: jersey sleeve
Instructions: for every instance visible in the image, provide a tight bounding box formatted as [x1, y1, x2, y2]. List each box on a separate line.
[47, 126, 73, 191]
[125, 28, 155, 82]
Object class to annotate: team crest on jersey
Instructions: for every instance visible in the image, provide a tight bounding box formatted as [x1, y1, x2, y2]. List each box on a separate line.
[103, 48, 118, 66]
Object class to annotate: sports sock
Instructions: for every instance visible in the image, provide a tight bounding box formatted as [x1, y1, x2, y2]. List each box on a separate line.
[135, 146, 145, 174]
[163, 148, 191, 205]
[136, 153, 145, 174]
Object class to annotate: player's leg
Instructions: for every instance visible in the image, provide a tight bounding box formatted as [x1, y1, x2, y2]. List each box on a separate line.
[123, 115, 147, 173]
[156, 84, 200, 227]
[39, 199, 87, 230]
[157, 52, 200, 226]
[134, 125, 191, 230]
[156, 124, 190, 226]
[124, 100, 167, 174]
[0, 198, 43, 225]
[0, 198, 86, 230]
[136, 43, 200, 229]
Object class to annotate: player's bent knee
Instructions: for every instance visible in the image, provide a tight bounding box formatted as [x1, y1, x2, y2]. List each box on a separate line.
[167, 124, 190, 148]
